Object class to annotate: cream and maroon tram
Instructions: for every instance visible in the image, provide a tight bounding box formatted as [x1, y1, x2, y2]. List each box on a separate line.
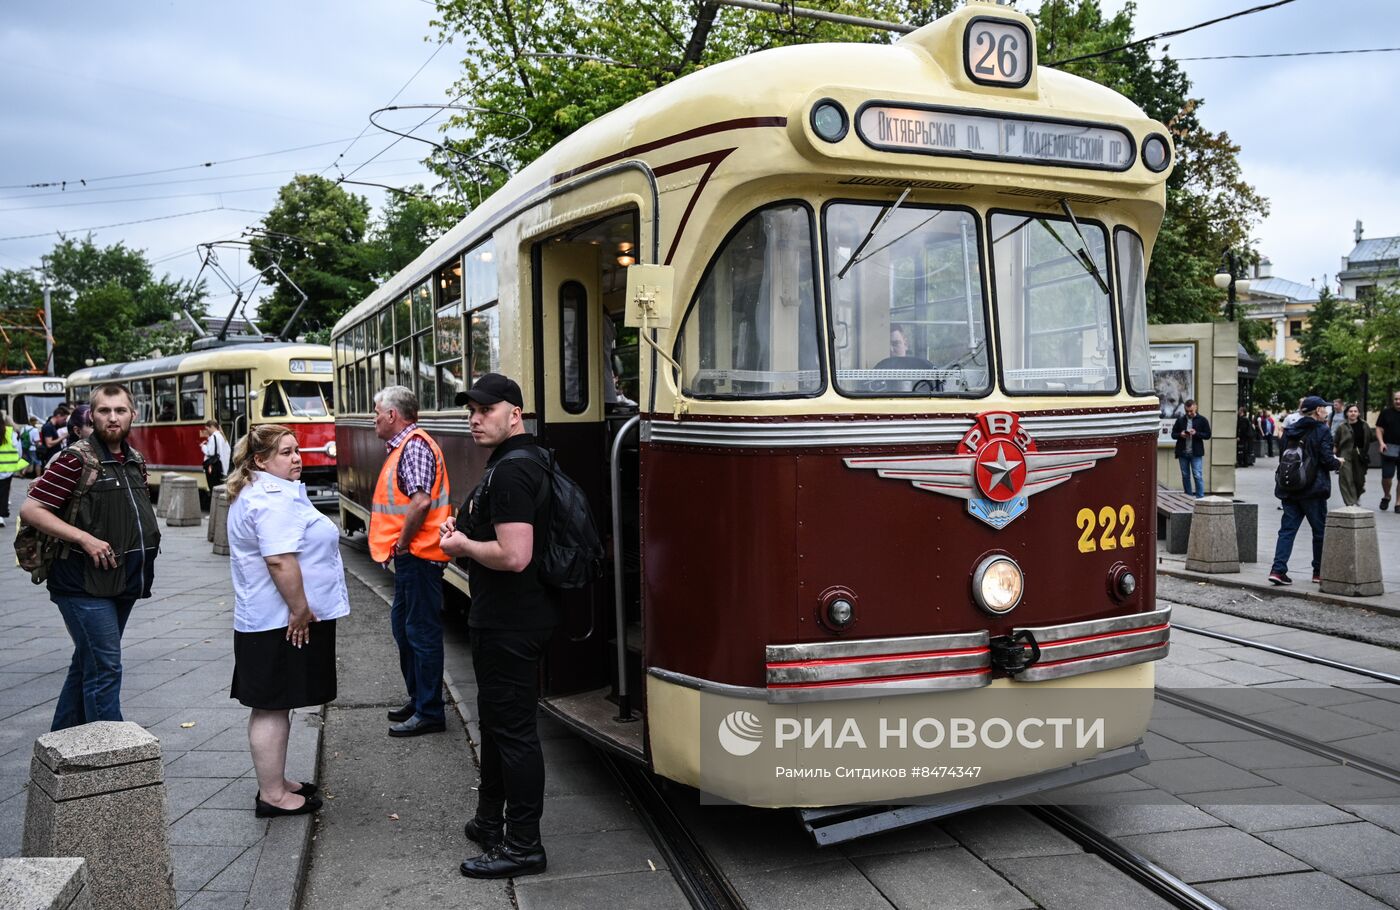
[67, 341, 337, 498]
[332, 2, 1172, 823]
[0, 375, 68, 426]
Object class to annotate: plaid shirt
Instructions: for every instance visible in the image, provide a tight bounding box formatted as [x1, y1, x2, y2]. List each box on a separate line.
[386, 424, 437, 496]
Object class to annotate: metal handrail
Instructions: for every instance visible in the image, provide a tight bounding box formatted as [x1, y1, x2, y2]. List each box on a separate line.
[610, 415, 641, 721]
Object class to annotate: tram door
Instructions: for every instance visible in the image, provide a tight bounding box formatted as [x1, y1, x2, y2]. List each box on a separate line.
[213, 371, 249, 444]
[534, 241, 611, 696]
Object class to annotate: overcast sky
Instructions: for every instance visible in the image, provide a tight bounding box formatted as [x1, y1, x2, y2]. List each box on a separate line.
[1, 0, 1394, 323]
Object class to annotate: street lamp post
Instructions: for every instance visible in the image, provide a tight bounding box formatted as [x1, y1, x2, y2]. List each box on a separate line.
[1213, 249, 1252, 322]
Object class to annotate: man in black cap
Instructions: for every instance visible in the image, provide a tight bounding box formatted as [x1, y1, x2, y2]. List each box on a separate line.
[439, 373, 557, 879]
[1269, 396, 1342, 586]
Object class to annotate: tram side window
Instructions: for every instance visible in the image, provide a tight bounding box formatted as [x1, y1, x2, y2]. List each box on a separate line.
[1115, 229, 1153, 395]
[991, 212, 1118, 394]
[826, 203, 989, 397]
[468, 304, 500, 383]
[560, 281, 588, 412]
[131, 379, 154, 424]
[154, 377, 178, 422]
[677, 203, 823, 398]
[436, 299, 465, 408]
[179, 373, 206, 421]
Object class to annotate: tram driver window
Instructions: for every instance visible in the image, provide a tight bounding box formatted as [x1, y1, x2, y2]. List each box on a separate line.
[179, 373, 206, 421]
[825, 203, 990, 396]
[677, 203, 823, 399]
[991, 212, 1117, 394]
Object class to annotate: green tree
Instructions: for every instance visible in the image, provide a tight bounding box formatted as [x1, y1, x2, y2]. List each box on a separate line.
[0, 269, 49, 373]
[1294, 288, 1347, 398]
[249, 175, 375, 337]
[1320, 286, 1400, 414]
[1252, 359, 1306, 412]
[364, 186, 463, 282]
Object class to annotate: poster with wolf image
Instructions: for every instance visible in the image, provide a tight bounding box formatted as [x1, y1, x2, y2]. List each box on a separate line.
[1151, 343, 1195, 446]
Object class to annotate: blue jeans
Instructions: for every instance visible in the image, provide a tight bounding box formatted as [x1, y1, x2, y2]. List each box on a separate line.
[52, 595, 135, 731]
[1178, 455, 1205, 498]
[1271, 497, 1328, 576]
[390, 554, 445, 723]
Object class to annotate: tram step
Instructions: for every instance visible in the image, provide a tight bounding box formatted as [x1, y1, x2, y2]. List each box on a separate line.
[542, 686, 645, 762]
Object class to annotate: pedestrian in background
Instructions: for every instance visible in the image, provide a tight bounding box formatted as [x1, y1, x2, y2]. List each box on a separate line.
[1334, 403, 1371, 508]
[1235, 406, 1254, 467]
[200, 419, 231, 490]
[19, 385, 160, 731]
[36, 405, 70, 472]
[1257, 410, 1276, 457]
[1269, 396, 1342, 586]
[45, 406, 92, 468]
[370, 385, 452, 737]
[1330, 397, 1347, 431]
[1171, 399, 1212, 498]
[225, 424, 348, 818]
[1377, 390, 1400, 512]
[0, 410, 23, 527]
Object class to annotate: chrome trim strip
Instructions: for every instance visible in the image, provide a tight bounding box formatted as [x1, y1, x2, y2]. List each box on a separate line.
[1016, 643, 1169, 682]
[1035, 627, 1169, 664]
[766, 651, 989, 685]
[767, 670, 992, 703]
[647, 667, 768, 701]
[337, 418, 375, 429]
[1017, 607, 1171, 644]
[646, 408, 1159, 448]
[767, 631, 989, 663]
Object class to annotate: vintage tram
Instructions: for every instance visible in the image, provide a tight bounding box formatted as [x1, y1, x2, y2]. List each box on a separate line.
[332, 2, 1171, 819]
[0, 374, 68, 426]
[67, 341, 337, 499]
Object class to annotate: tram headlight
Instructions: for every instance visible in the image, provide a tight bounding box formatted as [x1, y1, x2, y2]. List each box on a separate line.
[810, 99, 849, 143]
[325, 440, 337, 460]
[1107, 562, 1136, 602]
[972, 556, 1023, 615]
[1142, 134, 1171, 172]
[827, 598, 855, 628]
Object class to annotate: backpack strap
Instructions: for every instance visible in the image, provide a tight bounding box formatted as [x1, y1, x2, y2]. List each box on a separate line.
[51, 440, 103, 562]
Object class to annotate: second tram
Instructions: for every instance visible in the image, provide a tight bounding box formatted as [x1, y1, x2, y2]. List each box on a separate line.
[67, 341, 337, 498]
[332, 2, 1172, 821]
[0, 374, 68, 426]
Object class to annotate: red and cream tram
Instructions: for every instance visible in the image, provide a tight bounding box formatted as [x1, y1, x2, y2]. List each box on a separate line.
[332, 2, 1172, 819]
[0, 375, 68, 426]
[67, 341, 337, 498]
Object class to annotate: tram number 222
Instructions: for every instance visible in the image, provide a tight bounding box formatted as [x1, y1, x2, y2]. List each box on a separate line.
[1076, 505, 1136, 553]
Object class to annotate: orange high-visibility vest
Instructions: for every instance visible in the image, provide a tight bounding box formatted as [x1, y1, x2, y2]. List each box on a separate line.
[370, 427, 451, 563]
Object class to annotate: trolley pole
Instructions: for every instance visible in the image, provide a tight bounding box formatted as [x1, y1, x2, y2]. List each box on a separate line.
[42, 283, 54, 375]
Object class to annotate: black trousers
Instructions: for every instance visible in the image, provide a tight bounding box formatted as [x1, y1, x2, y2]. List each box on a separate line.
[0, 474, 11, 518]
[470, 625, 553, 845]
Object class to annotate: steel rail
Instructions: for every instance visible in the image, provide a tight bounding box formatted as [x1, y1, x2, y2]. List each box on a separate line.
[1173, 623, 1400, 686]
[595, 751, 747, 910]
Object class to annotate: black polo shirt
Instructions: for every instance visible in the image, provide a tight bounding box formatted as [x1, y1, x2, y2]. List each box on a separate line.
[461, 433, 559, 630]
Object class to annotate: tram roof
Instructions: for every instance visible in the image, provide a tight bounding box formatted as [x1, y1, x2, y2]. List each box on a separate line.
[334, 3, 1164, 338]
[65, 341, 331, 384]
[0, 375, 63, 391]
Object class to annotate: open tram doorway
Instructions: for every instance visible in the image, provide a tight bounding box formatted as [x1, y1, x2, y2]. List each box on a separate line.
[531, 209, 644, 759]
[212, 370, 249, 444]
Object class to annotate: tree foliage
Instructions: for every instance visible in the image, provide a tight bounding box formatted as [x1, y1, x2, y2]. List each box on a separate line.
[1319, 286, 1400, 413]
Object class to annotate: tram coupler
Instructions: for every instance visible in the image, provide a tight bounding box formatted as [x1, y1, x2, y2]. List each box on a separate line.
[989, 630, 1040, 675]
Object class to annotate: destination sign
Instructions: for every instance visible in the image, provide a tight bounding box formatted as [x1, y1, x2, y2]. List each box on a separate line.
[856, 104, 1133, 171]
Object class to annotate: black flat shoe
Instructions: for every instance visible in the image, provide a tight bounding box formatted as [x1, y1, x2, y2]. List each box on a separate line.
[464, 817, 504, 850]
[290, 781, 319, 798]
[255, 793, 323, 818]
[389, 715, 446, 737]
[460, 842, 547, 879]
[386, 701, 414, 723]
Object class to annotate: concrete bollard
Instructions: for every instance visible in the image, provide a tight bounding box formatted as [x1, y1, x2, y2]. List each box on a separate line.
[1186, 496, 1239, 574]
[163, 476, 201, 528]
[211, 489, 231, 556]
[1320, 506, 1385, 597]
[207, 484, 226, 543]
[22, 722, 174, 910]
[0, 858, 92, 910]
[155, 473, 180, 519]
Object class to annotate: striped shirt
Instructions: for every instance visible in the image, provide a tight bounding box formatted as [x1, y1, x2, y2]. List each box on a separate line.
[27, 448, 147, 512]
[386, 424, 437, 496]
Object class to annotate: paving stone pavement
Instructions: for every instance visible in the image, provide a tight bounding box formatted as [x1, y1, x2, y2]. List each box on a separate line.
[0, 481, 317, 910]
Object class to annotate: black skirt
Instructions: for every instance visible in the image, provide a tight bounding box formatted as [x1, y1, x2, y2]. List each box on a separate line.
[231, 619, 337, 710]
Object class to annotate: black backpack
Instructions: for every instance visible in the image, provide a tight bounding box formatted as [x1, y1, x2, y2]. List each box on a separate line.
[1276, 433, 1317, 494]
[492, 447, 605, 589]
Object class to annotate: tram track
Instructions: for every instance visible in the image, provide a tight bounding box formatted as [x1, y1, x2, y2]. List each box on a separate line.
[1173, 621, 1400, 686]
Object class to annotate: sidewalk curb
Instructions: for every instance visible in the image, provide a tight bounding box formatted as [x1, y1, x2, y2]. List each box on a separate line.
[1159, 564, 1400, 618]
[244, 706, 320, 910]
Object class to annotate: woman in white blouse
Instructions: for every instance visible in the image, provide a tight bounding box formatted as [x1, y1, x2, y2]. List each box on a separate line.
[225, 425, 350, 817]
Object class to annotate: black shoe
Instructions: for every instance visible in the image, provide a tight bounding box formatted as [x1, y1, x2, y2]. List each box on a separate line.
[464, 817, 504, 850]
[1382, 497, 1392, 511]
[290, 781, 319, 798]
[389, 714, 446, 737]
[255, 792, 322, 818]
[460, 841, 547, 879]
[1268, 571, 1292, 586]
[387, 701, 414, 723]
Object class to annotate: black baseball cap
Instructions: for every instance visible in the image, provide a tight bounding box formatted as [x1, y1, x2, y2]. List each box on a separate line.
[455, 373, 524, 408]
[1300, 395, 1329, 412]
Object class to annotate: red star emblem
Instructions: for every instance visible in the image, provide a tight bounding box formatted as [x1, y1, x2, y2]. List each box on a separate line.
[974, 440, 1027, 502]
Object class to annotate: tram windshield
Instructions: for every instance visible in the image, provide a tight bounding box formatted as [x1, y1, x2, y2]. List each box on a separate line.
[991, 212, 1117, 393]
[263, 380, 334, 418]
[826, 203, 989, 396]
[14, 394, 65, 424]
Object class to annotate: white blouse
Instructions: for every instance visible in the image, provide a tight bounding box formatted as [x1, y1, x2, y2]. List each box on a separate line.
[226, 470, 350, 633]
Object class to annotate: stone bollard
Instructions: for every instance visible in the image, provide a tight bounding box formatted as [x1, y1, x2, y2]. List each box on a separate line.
[163, 476, 201, 528]
[1186, 496, 1239, 573]
[0, 858, 92, 910]
[155, 473, 180, 519]
[211, 489, 231, 556]
[1320, 506, 1385, 596]
[207, 484, 226, 543]
[22, 722, 174, 910]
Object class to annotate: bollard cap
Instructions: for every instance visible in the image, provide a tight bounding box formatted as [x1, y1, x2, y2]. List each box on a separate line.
[34, 721, 159, 772]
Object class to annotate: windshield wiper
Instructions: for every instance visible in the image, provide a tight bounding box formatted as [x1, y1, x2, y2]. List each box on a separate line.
[837, 186, 911, 280]
[1056, 198, 1110, 295]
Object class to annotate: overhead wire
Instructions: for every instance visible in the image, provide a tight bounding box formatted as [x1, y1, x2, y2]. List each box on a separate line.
[0, 207, 268, 244]
[1044, 0, 1298, 67]
[1176, 46, 1400, 61]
